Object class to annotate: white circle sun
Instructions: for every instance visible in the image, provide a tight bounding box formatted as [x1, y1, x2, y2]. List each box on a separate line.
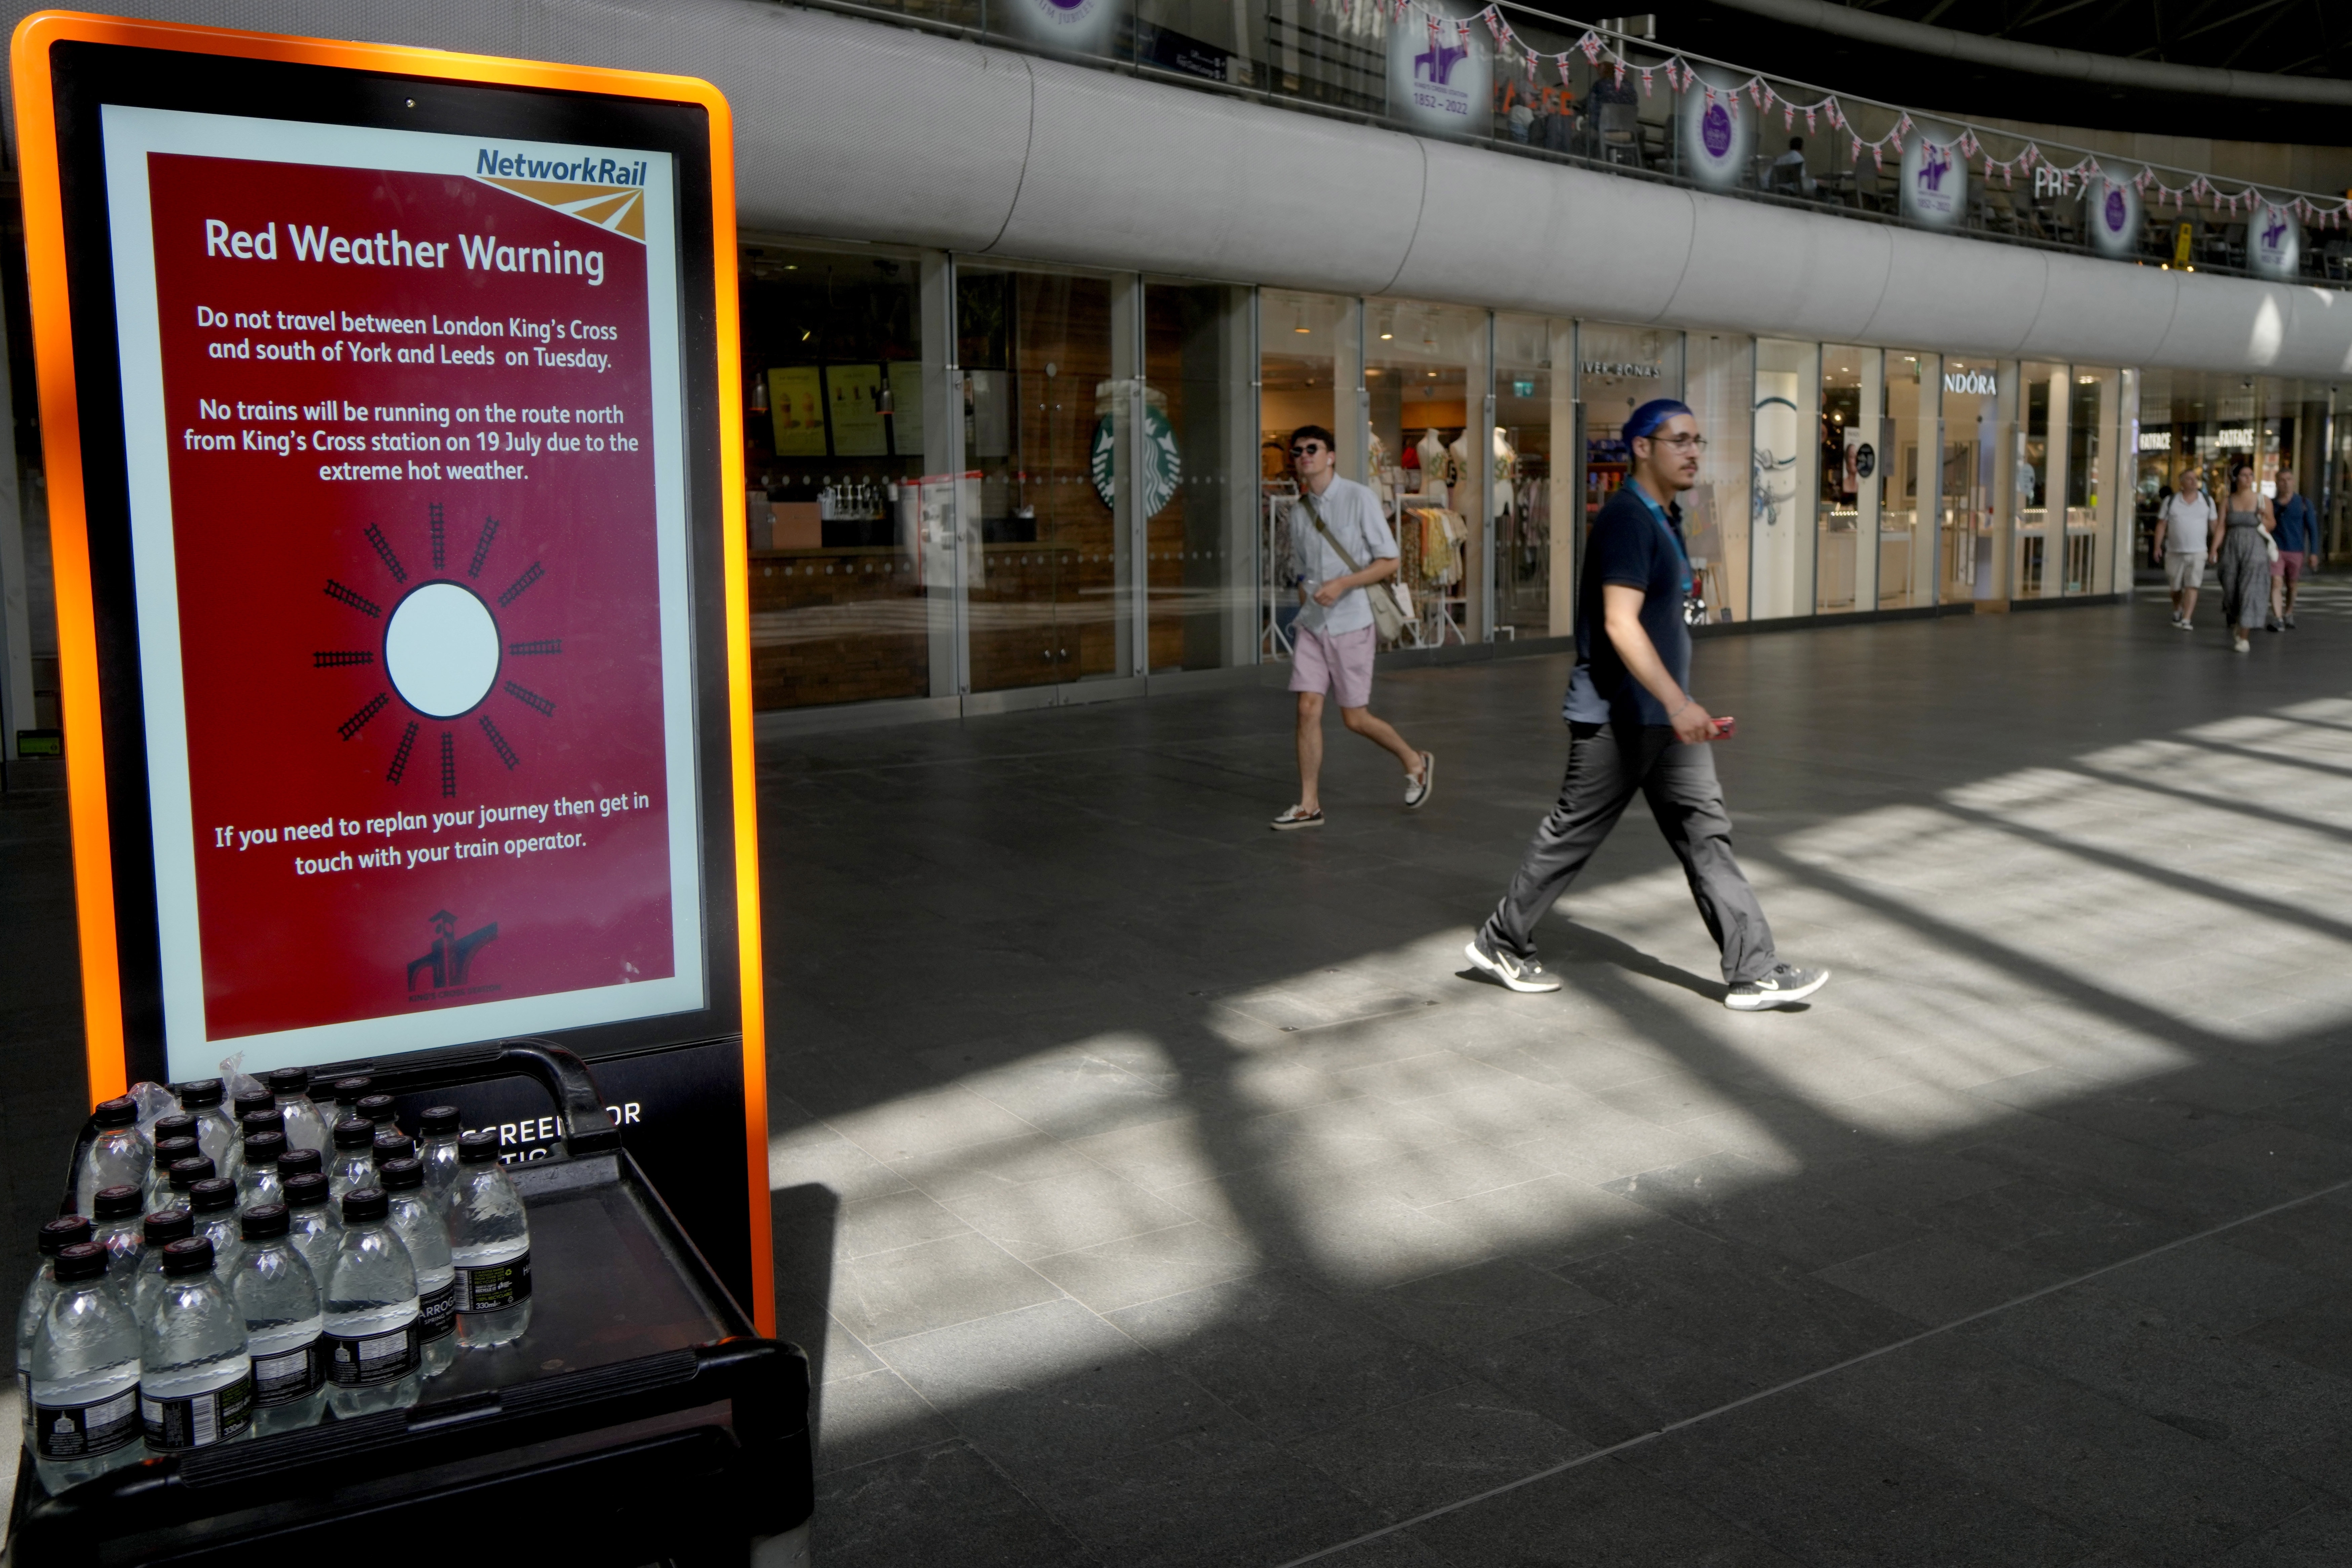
[385, 582, 500, 718]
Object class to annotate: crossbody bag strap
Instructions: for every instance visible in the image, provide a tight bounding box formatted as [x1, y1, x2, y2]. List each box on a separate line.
[1301, 491, 1365, 576]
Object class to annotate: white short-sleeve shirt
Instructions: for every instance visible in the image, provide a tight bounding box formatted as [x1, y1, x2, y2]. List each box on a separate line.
[1289, 476, 1400, 636]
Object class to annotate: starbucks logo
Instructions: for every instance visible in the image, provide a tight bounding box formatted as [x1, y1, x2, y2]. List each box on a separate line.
[1091, 403, 1183, 517]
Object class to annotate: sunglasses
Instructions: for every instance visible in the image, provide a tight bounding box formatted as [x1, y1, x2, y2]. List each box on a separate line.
[1289, 443, 1327, 456]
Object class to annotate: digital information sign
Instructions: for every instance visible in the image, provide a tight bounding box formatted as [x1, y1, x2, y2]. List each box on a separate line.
[18, 14, 769, 1324]
[109, 111, 704, 1076]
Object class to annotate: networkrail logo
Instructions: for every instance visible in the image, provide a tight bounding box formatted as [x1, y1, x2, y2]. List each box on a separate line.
[475, 149, 647, 187]
[409, 908, 500, 999]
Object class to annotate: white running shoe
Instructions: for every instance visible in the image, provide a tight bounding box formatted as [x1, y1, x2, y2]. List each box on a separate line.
[1463, 935, 1561, 993]
[1725, 964, 1830, 1011]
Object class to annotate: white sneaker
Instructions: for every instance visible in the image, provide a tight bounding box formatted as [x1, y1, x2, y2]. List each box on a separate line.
[1725, 964, 1830, 1011]
[2233, 636, 2250, 653]
[1463, 936, 1561, 993]
[2177, 619, 2193, 632]
[1405, 752, 1435, 810]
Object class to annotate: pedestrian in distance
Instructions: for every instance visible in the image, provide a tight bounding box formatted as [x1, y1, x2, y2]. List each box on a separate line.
[2269, 465, 2314, 631]
[2214, 460, 2273, 654]
[1270, 424, 1433, 830]
[1462, 398, 1828, 1011]
[2153, 467, 2213, 632]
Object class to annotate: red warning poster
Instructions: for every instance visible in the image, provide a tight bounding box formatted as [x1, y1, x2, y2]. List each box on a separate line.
[103, 109, 705, 1077]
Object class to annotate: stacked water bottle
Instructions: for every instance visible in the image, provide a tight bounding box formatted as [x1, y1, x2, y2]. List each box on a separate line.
[18, 1069, 534, 1492]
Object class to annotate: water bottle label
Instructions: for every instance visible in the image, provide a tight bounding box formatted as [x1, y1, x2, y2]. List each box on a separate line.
[324, 1318, 420, 1386]
[34, 1386, 140, 1459]
[418, 1280, 458, 1342]
[252, 1337, 325, 1407]
[456, 1251, 532, 1313]
[141, 1369, 255, 1451]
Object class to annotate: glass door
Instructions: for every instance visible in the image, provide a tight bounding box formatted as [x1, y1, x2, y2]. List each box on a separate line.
[1939, 357, 1997, 603]
[1493, 313, 1565, 637]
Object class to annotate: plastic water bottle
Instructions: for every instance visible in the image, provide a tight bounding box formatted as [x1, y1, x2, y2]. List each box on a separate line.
[188, 1178, 243, 1276]
[327, 1117, 376, 1199]
[145, 1135, 199, 1210]
[322, 1188, 421, 1415]
[281, 1172, 341, 1283]
[358, 1093, 403, 1140]
[17, 1217, 93, 1398]
[165, 1155, 217, 1212]
[378, 1157, 456, 1377]
[150, 1112, 198, 1151]
[239, 1105, 286, 1147]
[449, 1131, 531, 1348]
[88, 1186, 146, 1305]
[74, 1097, 151, 1219]
[277, 1147, 323, 1183]
[239, 1130, 287, 1212]
[233, 1088, 275, 1129]
[175, 1080, 243, 1182]
[131, 1209, 194, 1324]
[232, 1204, 324, 1435]
[138, 1237, 253, 1454]
[269, 1068, 330, 1156]
[417, 1106, 463, 1208]
[327, 1076, 374, 1126]
[25, 1242, 144, 1491]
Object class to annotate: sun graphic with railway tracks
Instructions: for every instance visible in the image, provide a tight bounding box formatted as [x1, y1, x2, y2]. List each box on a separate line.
[314, 504, 560, 795]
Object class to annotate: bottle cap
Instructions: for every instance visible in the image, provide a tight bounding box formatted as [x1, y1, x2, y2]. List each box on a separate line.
[161, 1236, 216, 1276]
[266, 1066, 311, 1094]
[239, 1107, 285, 1137]
[152, 1137, 199, 1173]
[330, 1076, 373, 1107]
[38, 1216, 93, 1254]
[378, 1156, 424, 1192]
[331, 1116, 375, 1150]
[240, 1204, 291, 1241]
[54, 1242, 109, 1283]
[93, 1184, 144, 1220]
[176, 1078, 226, 1109]
[420, 1105, 461, 1137]
[243, 1130, 287, 1168]
[143, 1208, 195, 1245]
[357, 1093, 398, 1127]
[168, 1155, 216, 1192]
[153, 1113, 198, 1142]
[277, 1148, 324, 1179]
[372, 1131, 415, 1163]
[92, 1095, 138, 1130]
[341, 1187, 389, 1223]
[282, 1173, 329, 1210]
[233, 1091, 274, 1122]
[457, 1129, 501, 1165]
[189, 1177, 237, 1215]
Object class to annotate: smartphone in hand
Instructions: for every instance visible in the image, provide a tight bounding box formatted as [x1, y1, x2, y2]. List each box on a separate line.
[1712, 716, 1737, 739]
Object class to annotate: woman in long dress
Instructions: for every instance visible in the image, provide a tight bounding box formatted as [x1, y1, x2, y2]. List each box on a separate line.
[2214, 461, 2274, 654]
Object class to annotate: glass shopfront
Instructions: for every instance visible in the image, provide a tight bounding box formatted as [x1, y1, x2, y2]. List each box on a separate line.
[1494, 312, 1570, 638]
[1753, 338, 1820, 621]
[1367, 299, 1490, 644]
[1816, 346, 1878, 613]
[732, 252, 2159, 722]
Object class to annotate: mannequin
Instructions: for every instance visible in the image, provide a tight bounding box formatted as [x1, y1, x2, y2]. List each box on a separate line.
[1416, 429, 1449, 507]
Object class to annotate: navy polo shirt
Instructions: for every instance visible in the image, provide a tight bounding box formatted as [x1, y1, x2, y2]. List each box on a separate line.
[1564, 482, 1692, 726]
[2274, 493, 2315, 554]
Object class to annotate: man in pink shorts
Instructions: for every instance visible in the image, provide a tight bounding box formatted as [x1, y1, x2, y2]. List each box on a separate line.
[1272, 425, 1433, 830]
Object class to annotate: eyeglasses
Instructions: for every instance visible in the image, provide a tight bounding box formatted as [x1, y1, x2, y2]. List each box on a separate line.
[1641, 434, 1707, 452]
[1289, 444, 1327, 457]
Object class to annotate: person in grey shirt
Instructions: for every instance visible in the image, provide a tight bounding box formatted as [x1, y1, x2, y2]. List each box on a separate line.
[1273, 425, 1433, 830]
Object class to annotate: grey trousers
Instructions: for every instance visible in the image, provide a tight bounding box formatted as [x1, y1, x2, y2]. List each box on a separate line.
[1481, 720, 1778, 983]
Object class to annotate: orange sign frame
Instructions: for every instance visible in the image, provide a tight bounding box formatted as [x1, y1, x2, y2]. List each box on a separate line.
[10, 10, 771, 1333]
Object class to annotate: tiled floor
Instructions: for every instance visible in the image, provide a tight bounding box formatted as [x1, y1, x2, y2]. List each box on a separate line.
[6, 588, 2351, 1562]
[759, 590, 2352, 1566]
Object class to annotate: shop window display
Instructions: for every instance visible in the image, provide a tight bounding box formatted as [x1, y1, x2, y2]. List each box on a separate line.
[1881, 353, 1938, 609]
[957, 263, 1130, 694]
[1815, 347, 1877, 613]
[1494, 313, 1572, 638]
[740, 244, 930, 710]
[1938, 357, 2000, 604]
[1366, 298, 1490, 644]
[1684, 332, 1753, 624]
[1752, 338, 1819, 621]
[1260, 289, 1359, 657]
[1144, 280, 1257, 671]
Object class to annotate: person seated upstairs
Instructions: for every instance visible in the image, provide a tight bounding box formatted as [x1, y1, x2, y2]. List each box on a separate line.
[1771, 136, 1817, 198]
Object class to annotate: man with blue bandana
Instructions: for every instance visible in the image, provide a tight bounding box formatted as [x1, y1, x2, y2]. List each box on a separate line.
[1463, 398, 1829, 1011]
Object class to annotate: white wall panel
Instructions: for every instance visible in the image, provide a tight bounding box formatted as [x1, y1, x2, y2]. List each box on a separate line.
[5, 0, 2352, 379]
